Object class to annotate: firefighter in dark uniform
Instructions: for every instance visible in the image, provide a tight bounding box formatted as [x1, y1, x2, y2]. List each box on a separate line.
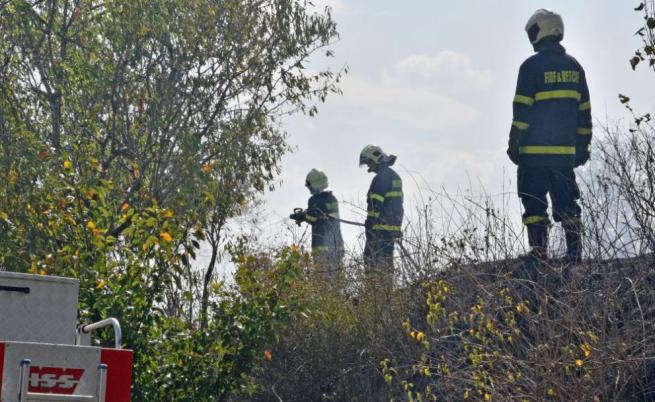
[292, 169, 344, 273]
[507, 9, 592, 263]
[359, 145, 404, 273]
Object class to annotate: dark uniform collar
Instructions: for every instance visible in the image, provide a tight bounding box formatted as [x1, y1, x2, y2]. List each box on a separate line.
[534, 38, 566, 53]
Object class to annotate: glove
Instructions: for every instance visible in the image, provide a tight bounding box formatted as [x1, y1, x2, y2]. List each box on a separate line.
[507, 131, 520, 166]
[507, 146, 520, 166]
[575, 146, 590, 167]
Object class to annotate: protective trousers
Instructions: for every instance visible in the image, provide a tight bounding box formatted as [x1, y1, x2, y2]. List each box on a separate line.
[364, 230, 395, 274]
[518, 166, 582, 261]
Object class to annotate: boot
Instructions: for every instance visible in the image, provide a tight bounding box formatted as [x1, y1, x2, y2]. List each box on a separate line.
[563, 219, 582, 264]
[514, 223, 548, 282]
[527, 223, 549, 261]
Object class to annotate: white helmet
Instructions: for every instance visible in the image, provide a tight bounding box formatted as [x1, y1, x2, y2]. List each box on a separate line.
[305, 168, 328, 194]
[525, 9, 564, 45]
[359, 144, 386, 166]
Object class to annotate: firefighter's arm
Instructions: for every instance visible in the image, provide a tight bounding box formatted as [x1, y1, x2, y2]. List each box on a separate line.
[364, 176, 385, 229]
[304, 196, 322, 225]
[576, 67, 592, 167]
[508, 62, 535, 165]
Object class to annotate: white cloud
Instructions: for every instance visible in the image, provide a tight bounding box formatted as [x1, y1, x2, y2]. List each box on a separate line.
[339, 74, 480, 132]
[394, 51, 493, 93]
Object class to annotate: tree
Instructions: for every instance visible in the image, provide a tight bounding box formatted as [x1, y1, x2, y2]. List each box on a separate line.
[0, 0, 341, 399]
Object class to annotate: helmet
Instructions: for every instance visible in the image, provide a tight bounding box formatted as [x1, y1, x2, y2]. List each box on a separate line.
[305, 168, 328, 193]
[359, 144, 386, 167]
[525, 9, 564, 45]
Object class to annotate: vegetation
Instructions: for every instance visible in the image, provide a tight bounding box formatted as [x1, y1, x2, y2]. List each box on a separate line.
[0, 0, 339, 400]
[2, 1, 655, 401]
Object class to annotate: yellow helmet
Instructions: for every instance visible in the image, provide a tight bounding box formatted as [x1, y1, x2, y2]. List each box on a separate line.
[525, 9, 564, 45]
[305, 168, 328, 193]
[359, 144, 386, 166]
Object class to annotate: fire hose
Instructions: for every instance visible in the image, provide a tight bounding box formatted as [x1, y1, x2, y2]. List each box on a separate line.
[290, 208, 419, 270]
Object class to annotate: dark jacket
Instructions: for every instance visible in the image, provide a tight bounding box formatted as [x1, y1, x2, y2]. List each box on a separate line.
[305, 191, 344, 253]
[365, 165, 403, 235]
[509, 40, 592, 167]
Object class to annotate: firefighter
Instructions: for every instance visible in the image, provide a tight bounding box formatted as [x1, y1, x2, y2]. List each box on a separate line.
[290, 169, 344, 272]
[359, 144, 404, 273]
[507, 9, 592, 263]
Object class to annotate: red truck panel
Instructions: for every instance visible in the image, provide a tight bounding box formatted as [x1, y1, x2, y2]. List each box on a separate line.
[0, 342, 5, 395]
[101, 348, 133, 402]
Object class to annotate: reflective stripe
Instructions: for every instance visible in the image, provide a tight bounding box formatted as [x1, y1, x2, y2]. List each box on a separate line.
[519, 146, 575, 155]
[578, 101, 591, 111]
[326, 202, 338, 210]
[523, 216, 548, 225]
[370, 193, 385, 202]
[534, 90, 581, 102]
[313, 246, 329, 252]
[512, 121, 530, 130]
[372, 224, 401, 232]
[577, 128, 592, 135]
[385, 191, 403, 198]
[513, 95, 534, 106]
[392, 179, 402, 187]
[367, 211, 380, 218]
[305, 215, 318, 222]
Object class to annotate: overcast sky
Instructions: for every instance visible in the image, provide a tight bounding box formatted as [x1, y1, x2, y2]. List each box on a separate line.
[231, 1, 654, 255]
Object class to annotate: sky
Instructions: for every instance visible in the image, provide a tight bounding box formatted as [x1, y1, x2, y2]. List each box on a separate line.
[210, 1, 655, 262]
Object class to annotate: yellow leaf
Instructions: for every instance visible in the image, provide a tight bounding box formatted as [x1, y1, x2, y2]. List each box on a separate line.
[575, 359, 584, 367]
[97, 280, 106, 289]
[484, 393, 492, 402]
[162, 209, 174, 218]
[86, 220, 96, 230]
[581, 342, 592, 358]
[8, 170, 18, 184]
[202, 163, 212, 173]
[160, 231, 173, 242]
[63, 160, 73, 169]
[416, 331, 426, 342]
[120, 203, 129, 212]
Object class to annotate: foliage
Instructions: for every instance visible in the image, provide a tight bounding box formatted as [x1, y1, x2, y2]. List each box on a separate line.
[238, 266, 426, 401]
[0, 0, 339, 399]
[136, 248, 303, 401]
[630, 1, 655, 71]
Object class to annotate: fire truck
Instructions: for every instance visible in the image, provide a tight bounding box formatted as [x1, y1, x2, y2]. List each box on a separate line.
[0, 271, 133, 402]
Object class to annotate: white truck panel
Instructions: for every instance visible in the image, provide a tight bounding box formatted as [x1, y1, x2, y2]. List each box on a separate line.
[2, 341, 101, 402]
[0, 272, 79, 345]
